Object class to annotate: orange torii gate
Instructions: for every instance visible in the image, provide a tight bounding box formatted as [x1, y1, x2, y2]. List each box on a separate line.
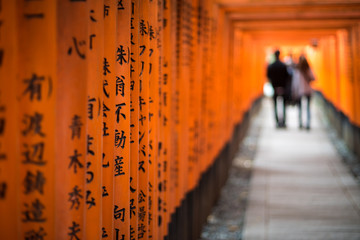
[1, 0, 360, 240]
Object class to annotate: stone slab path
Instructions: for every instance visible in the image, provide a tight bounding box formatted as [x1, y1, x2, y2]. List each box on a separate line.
[243, 98, 360, 240]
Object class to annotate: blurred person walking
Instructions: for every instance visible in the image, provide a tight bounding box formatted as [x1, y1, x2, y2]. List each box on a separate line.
[292, 55, 316, 130]
[266, 50, 291, 128]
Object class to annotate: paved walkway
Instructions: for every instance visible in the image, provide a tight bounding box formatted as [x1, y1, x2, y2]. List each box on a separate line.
[242, 98, 360, 240]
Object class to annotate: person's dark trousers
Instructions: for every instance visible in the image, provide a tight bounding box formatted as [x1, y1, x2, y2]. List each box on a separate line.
[298, 95, 311, 129]
[273, 93, 286, 127]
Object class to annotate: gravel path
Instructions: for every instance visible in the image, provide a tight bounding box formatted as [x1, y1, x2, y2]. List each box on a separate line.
[200, 105, 264, 240]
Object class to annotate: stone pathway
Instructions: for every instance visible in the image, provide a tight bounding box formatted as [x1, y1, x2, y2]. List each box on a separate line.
[201, 97, 360, 240]
[243, 98, 360, 240]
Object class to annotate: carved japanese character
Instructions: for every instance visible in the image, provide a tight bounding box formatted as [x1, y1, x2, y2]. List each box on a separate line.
[117, 0, 124, 10]
[22, 112, 45, 137]
[102, 186, 109, 197]
[68, 221, 81, 240]
[89, 34, 96, 50]
[22, 199, 46, 222]
[114, 205, 125, 221]
[85, 161, 93, 181]
[130, 199, 136, 219]
[103, 102, 110, 118]
[86, 190, 96, 209]
[67, 37, 86, 59]
[0, 182, 6, 199]
[68, 149, 83, 173]
[102, 227, 108, 238]
[115, 228, 125, 240]
[22, 142, 46, 166]
[24, 227, 47, 240]
[138, 190, 146, 204]
[103, 122, 109, 137]
[90, 9, 97, 22]
[103, 58, 111, 76]
[139, 20, 147, 36]
[138, 223, 146, 239]
[116, 45, 129, 65]
[114, 156, 125, 176]
[69, 115, 83, 139]
[116, 76, 125, 97]
[23, 74, 45, 101]
[115, 130, 126, 149]
[102, 153, 109, 168]
[103, 80, 110, 98]
[87, 135, 94, 155]
[68, 185, 83, 210]
[104, 5, 109, 17]
[23, 170, 46, 195]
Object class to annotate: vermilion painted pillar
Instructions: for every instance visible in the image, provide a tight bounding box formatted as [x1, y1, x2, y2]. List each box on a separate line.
[130, 0, 140, 238]
[102, 0, 117, 238]
[138, 1, 150, 239]
[56, 1, 87, 239]
[85, 0, 104, 239]
[17, 0, 57, 239]
[0, 1, 19, 239]
[148, 0, 160, 238]
[114, 0, 131, 239]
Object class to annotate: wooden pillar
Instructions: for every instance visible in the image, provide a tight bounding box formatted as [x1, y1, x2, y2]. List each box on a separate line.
[85, 0, 104, 239]
[114, 0, 131, 239]
[178, 0, 190, 206]
[56, 1, 88, 239]
[130, 0, 140, 238]
[0, 1, 19, 239]
[17, 0, 58, 239]
[148, 0, 160, 238]
[102, 0, 117, 238]
[163, 0, 177, 238]
[352, 24, 360, 127]
[137, 1, 150, 239]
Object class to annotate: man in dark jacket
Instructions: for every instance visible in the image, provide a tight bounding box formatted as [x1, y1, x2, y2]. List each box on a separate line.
[267, 50, 291, 128]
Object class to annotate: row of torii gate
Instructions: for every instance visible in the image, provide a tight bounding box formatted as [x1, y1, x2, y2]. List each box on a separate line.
[0, 0, 360, 239]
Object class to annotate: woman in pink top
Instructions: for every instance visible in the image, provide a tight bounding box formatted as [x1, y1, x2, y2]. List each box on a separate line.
[292, 55, 316, 130]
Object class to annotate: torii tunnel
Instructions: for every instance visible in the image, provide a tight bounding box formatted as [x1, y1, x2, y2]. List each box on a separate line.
[1, 0, 360, 239]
